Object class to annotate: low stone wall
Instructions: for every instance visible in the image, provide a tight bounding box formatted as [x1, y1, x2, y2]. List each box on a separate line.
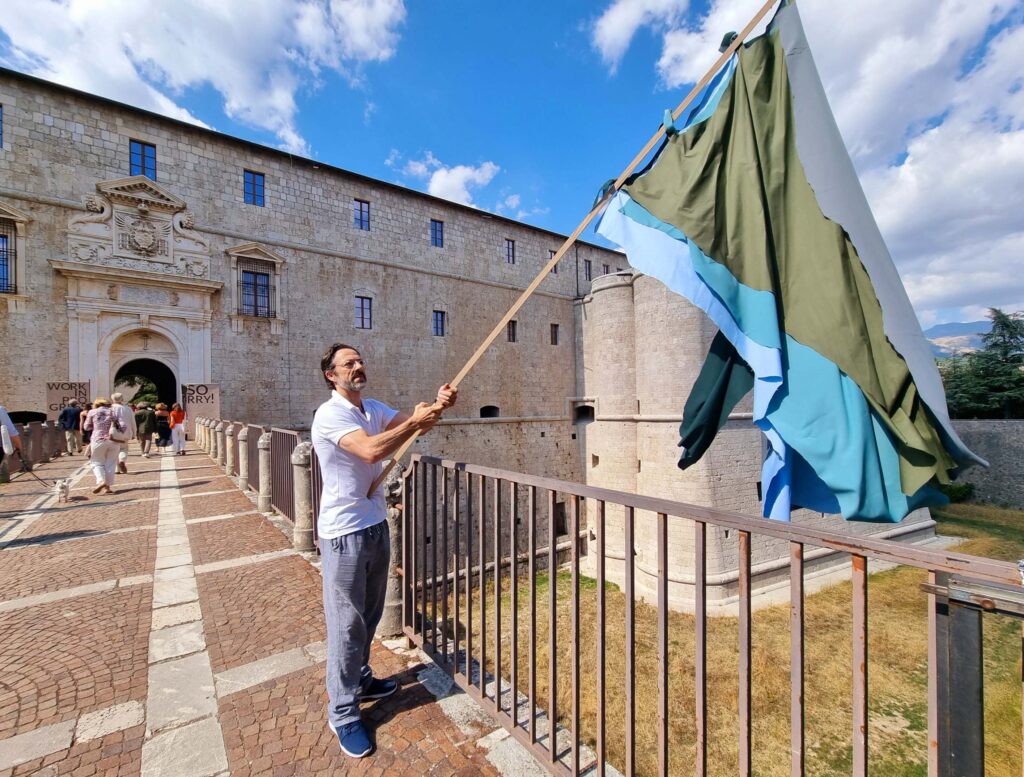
[953, 419, 1024, 508]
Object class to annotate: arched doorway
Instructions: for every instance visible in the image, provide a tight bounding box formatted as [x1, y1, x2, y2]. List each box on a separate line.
[114, 358, 178, 407]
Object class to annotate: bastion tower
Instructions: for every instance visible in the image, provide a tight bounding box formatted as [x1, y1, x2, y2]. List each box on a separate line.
[576, 271, 936, 611]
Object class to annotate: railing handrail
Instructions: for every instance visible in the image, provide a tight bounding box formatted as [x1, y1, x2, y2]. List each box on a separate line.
[408, 454, 1019, 586]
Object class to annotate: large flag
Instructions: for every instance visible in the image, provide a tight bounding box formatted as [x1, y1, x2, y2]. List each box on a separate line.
[596, 0, 984, 522]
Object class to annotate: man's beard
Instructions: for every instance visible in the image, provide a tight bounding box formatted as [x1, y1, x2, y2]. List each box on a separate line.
[339, 374, 367, 392]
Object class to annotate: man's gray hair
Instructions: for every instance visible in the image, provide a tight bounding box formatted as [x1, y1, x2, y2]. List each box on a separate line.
[69, 399, 79, 406]
[111, 392, 124, 403]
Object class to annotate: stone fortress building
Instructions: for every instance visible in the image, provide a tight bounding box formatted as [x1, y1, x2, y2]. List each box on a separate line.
[0, 68, 934, 610]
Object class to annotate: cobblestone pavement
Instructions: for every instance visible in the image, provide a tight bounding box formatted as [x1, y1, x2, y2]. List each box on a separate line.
[0, 443, 538, 777]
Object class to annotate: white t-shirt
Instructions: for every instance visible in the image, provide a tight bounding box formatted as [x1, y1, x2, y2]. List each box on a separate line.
[311, 391, 399, 540]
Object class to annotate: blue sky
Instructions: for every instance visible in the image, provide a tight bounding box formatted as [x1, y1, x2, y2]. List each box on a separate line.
[2, 0, 1022, 326]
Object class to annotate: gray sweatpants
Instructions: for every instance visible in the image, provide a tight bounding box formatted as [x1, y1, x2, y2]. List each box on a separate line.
[322, 520, 390, 728]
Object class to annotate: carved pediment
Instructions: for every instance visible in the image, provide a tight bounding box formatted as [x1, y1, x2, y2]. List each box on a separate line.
[66, 178, 209, 280]
[0, 200, 31, 224]
[225, 242, 287, 267]
[96, 176, 186, 212]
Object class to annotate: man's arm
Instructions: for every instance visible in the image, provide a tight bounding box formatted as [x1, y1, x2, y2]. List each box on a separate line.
[339, 401, 441, 464]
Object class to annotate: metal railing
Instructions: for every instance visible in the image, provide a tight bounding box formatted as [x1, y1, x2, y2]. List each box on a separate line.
[401, 454, 1021, 777]
[270, 427, 300, 521]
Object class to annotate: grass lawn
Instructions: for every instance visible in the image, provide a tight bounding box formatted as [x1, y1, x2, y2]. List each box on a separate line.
[433, 502, 1023, 776]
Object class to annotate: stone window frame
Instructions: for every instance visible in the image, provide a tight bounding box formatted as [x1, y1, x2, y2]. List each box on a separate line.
[226, 242, 287, 334]
[243, 169, 265, 207]
[0, 200, 31, 311]
[505, 238, 515, 264]
[549, 249, 558, 274]
[507, 319, 517, 343]
[355, 292, 373, 330]
[432, 309, 446, 337]
[430, 219, 444, 248]
[129, 138, 157, 180]
[353, 199, 371, 231]
[550, 323, 559, 346]
[584, 259, 592, 282]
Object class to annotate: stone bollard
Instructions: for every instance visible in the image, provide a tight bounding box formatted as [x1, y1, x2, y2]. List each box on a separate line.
[215, 422, 228, 467]
[378, 471, 405, 638]
[210, 421, 219, 461]
[224, 424, 235, 476]
[290, 442, 315, 552]
[257, 432, 273, 513]
[52, 422, 63, 458]
[37, 423, 51, 464]
[237, 426, 250, 491]
[20, 424, 33, 470]
[197, 418, 205, 449]
[203, 419, 212, 455]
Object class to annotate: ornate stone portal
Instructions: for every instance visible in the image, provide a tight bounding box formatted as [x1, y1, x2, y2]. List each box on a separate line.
[51, 177, 223, 397]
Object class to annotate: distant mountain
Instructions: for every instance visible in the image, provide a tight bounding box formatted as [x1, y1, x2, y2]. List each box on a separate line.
[924, 320, 990, 358]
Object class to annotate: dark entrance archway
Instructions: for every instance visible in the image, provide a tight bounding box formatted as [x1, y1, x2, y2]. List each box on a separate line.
[114, 359, 178, 407]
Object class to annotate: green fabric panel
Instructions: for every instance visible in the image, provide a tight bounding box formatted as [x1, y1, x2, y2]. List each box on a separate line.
[625, 31, 955, 493]
[678, 331, 755, 470]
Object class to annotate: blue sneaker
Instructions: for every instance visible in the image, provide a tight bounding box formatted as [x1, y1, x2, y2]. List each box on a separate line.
[332, 720, 372, 758]
[359, 677, 398, 701]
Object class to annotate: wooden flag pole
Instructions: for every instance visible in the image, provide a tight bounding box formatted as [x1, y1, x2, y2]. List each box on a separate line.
[368, 0, 780, 497]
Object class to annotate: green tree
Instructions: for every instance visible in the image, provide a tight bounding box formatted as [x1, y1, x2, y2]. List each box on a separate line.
[940, 308, 1024, 419]
[113, 374, 160, 406]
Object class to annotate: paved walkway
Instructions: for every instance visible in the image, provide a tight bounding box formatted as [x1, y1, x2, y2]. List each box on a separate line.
[0, 443, 542, 777]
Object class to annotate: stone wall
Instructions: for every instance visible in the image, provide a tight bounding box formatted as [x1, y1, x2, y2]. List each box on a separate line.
[952, 420, 1024, 508]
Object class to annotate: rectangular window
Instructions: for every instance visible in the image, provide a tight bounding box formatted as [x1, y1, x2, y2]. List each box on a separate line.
[603, 264, 610, 276]
[430, 219, 444, 248]
[0, 222, 14, 294]
[240, 272, 272, 317]
[0, 104, 4, 149]
[353, 199, 371, 230]
[507, 320, 517, 343]
[244, 170, 265, 206]
[355, 295, 373, 329]
[129, 139, 156, 180]
[549, 249, 558, 274]
[505, 238, 515, 264]
[550, 323, 559, 345]
[432, 310, 446, 337]
[584, 259, 592, 281]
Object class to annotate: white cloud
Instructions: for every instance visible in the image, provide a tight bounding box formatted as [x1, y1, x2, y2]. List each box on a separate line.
[590, 0, 1024, 324]
[592, 0, 689, 72]
[427, 162, 500, 206]
[0, 0, 407, 154]
[392, 151, 501, 206]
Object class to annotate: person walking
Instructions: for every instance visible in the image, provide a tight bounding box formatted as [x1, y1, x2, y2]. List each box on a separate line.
[154, 403, 171, 451]
[1, 404, 22, 469]
[169, 402, 187, 456]
[311, 343, 456, 758]
[110, 392, 136, 473]
[79, 402, 93, 457]
[82, 398, 125, 494]
[58, 399, 83, 455]
[134, 402, 157, 458]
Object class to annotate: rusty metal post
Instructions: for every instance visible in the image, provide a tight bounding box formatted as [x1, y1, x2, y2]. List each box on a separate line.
[237, 425, 250, 491]
[224, 423, 235, 476]
[290, 441, 315, 552]
[257, 431, 272, 513]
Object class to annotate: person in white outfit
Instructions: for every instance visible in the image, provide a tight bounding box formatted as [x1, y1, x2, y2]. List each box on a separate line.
[110, 393, 137, 473]
[83, 398, 125, 494]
